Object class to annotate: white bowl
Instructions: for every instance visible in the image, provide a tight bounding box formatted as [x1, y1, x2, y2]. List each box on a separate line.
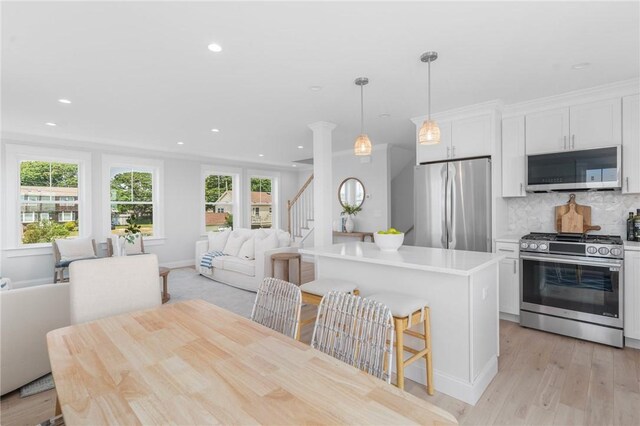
[373, 232, 405, 252]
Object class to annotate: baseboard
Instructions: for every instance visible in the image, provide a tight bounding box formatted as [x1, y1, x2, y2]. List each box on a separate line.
[396, 355, 498, 406]
[499, 312, 519, 323]
[161, 259, 194, 269]
[625, 337, 640, 349]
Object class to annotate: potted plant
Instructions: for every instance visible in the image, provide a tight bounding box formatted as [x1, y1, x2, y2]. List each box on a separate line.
[341, 203, 362, 233]
[121, 214, 141, 255]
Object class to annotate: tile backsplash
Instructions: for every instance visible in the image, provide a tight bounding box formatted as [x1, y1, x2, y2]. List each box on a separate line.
[507, 191, 640, 237]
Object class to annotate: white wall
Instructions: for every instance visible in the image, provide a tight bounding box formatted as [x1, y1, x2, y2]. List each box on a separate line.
[332, 144, 390, 233]
[389, 145, 415, 239]
[506, 191, 640, 237]
[1, 137, 301, 286]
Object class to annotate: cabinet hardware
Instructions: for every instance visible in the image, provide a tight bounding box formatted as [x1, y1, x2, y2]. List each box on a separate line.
[447, 147, 450, 158]
[520, 183, 523, 194]
[571, 135, 575, 149]
[452, 146, 456, 157]
[499, 249, 515, 253]
[626, 177, 629, 191]
[513, 260, 517, 274]
[563, 136, 567, 150]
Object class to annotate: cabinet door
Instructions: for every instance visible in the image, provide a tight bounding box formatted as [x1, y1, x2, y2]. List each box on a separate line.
[624, 250, 640, 340]
[451, 114, 492, 159]
[501, 116, 526, 197]
[525, 107, 569, 154]
[498, 258, 519, 315]
[569, 98, 622, 150]
[622, 94, 640, 194]
[416, 119, 451, 164]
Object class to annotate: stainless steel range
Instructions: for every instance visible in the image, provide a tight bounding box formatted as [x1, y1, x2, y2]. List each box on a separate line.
[519, 232, 624, 348]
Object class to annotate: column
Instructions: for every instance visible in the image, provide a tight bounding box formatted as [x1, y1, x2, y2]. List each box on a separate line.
[308, 121, 336, 247]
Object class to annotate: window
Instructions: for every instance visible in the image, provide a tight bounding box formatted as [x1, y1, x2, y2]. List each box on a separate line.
[109, 167, 155, 237]
[250, 177, 273, 229]
[19, 160, 80, 244]
[204, 174, 234, 231]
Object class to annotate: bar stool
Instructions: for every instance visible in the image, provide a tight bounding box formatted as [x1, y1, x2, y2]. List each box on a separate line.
[270, 252, 302, 285]
[297, 278, 359, 340]
[368, 292, 433, 395]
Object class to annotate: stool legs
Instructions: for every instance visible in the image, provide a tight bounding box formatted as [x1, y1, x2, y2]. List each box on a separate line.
[424, 308, 434, 395]
[394, 317, 405, 390]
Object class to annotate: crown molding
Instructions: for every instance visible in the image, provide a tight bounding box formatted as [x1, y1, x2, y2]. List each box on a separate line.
[411, 99, 503, 125]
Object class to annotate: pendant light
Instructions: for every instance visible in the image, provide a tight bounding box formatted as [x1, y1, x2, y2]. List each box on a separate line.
[354, 77, 372, 156]
[419, 51, 440, 145]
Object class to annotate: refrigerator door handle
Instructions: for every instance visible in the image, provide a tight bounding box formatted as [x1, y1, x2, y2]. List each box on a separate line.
[448, 163, 456, 248]
[441, 167, 448, 247]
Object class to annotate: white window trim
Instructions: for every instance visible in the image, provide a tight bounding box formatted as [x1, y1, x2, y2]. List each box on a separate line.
[247, 169, 280, 230]
[102, 155, 164, 241]
[4, 144, 92, 250]
[201, 165, 243, 235]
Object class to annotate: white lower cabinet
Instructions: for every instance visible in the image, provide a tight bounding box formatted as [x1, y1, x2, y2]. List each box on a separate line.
[624, 248, 640, 340]
[496, 242, 520, 315]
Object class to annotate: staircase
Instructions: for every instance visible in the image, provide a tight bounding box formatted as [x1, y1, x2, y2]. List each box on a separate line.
[288, 174, 314, 247]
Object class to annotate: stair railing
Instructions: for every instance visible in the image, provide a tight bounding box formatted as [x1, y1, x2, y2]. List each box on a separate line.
[288, 174, 314, 239]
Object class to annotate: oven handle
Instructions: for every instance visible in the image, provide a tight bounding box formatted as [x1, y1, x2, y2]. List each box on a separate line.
[520, 254, 623, 269]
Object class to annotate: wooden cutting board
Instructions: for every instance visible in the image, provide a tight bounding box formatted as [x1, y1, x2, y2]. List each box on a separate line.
[555, 194, 602, 233]
[561, 203, 584, 233]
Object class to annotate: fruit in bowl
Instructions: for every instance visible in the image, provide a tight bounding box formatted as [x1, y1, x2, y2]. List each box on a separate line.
[374, 228, 405, 252]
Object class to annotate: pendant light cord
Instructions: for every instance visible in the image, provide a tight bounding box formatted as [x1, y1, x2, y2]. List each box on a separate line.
[360, 84, 364, 134]
[428, 59, 431, 120]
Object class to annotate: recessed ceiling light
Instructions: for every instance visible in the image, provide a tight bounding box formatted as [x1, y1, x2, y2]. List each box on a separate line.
[211, 128, 220, 133]
[572, 62, 591, 70]
[58, 99, 71, 104]
[292, 164, 297, 167]
[177, 141, 184, 145]
[309, 86, 323, 91]
[207, 43, 222, 53]
[258, 154, 264, 157]
[379, 113, 391, 118]
[297, 145, 304, 149]
[45, 122, 57, 126]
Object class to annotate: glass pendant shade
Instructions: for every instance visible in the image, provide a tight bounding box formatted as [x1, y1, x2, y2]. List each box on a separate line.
[419, 119, 441, 145]
[354, 133, 372, 156]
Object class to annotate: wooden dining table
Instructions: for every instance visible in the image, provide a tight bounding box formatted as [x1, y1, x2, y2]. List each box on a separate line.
[47, 299, 458, 425]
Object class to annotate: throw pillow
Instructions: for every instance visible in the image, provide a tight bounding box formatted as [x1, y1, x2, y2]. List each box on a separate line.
[238, 237, 255, 260]
[223, 232, 248, 257]
[255, 232, 279, 255]
[208, 229, 231, 252]
[56, 237, 96, 262]
[276, 230, 292, 247]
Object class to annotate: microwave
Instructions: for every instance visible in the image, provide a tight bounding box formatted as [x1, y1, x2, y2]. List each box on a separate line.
[526, 146, 622, 192]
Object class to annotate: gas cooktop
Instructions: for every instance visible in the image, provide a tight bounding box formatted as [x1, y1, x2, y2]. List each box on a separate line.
[519, 232, 623, 259]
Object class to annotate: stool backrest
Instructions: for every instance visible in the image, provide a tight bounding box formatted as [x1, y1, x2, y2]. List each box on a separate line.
[312, 291, 394, 383]
[251, 277, 302, 339]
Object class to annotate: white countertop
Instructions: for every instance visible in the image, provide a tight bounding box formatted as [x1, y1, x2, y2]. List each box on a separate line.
[495, 235, 522, 244]
[625, 240, 640, 252]
[300, 242, 505, 276]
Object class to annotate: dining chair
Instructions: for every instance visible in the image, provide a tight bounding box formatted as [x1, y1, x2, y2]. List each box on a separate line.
[311, 291, 394, 383]
[251, 277, 302, 339]
[68, 254, 161, 324]
[106, 235, 145, 257]
[52, 238, 97, 283]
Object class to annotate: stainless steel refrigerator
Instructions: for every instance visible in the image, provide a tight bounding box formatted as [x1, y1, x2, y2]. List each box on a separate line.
[413, 157, 492, 252]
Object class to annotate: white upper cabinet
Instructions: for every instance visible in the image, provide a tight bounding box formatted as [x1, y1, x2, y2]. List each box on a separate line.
[622, 94, 640, 194]
[451, 114, 492, 159]
[501, 115, 526, 197]
[569, 98, 622, 150]
[525, 107, 569, 154]
[416, 119, 451, 164]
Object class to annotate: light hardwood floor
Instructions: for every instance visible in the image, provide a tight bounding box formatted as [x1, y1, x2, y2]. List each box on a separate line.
[3, 263, 639, 426]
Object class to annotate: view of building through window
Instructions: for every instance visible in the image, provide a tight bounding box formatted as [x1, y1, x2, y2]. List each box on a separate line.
[251, 177, 273, 229]
[110, 167, 154, 236]
[204, 174, 234, 231]
[19, 160, 80, 244]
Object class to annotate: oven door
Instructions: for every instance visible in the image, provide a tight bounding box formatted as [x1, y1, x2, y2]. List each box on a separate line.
[520, 253, 623, 328]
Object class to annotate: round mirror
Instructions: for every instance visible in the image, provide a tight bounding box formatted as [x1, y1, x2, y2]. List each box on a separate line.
[338, 177, 365, 208]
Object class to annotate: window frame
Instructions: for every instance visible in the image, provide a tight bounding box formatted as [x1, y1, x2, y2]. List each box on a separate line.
[201, 166, 242, 235]
[247, 170, 280, 230]
[4, 144, 92, 250]
[102, 155, 164, 241]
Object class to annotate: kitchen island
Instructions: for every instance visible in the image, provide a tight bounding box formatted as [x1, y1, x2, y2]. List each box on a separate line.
[300, 242, 504, 405]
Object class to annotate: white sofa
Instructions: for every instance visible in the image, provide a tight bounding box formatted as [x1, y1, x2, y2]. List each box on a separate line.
[0, 283, 70, 395]
[196, 228, 296, 292]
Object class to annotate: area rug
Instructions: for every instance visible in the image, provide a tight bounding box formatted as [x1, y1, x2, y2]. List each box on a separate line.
[20, 373, 54, 398]
[167, 267, 256, 318]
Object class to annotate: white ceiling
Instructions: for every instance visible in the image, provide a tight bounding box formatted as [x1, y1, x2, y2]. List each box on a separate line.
[2, 1, 639, 167]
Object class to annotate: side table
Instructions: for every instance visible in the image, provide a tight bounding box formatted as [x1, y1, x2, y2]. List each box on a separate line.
[271, 252, 302, 285]
[159, 267, 171, 303]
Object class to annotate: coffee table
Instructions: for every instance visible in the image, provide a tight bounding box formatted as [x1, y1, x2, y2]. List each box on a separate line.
[159, 266, 170, 303]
